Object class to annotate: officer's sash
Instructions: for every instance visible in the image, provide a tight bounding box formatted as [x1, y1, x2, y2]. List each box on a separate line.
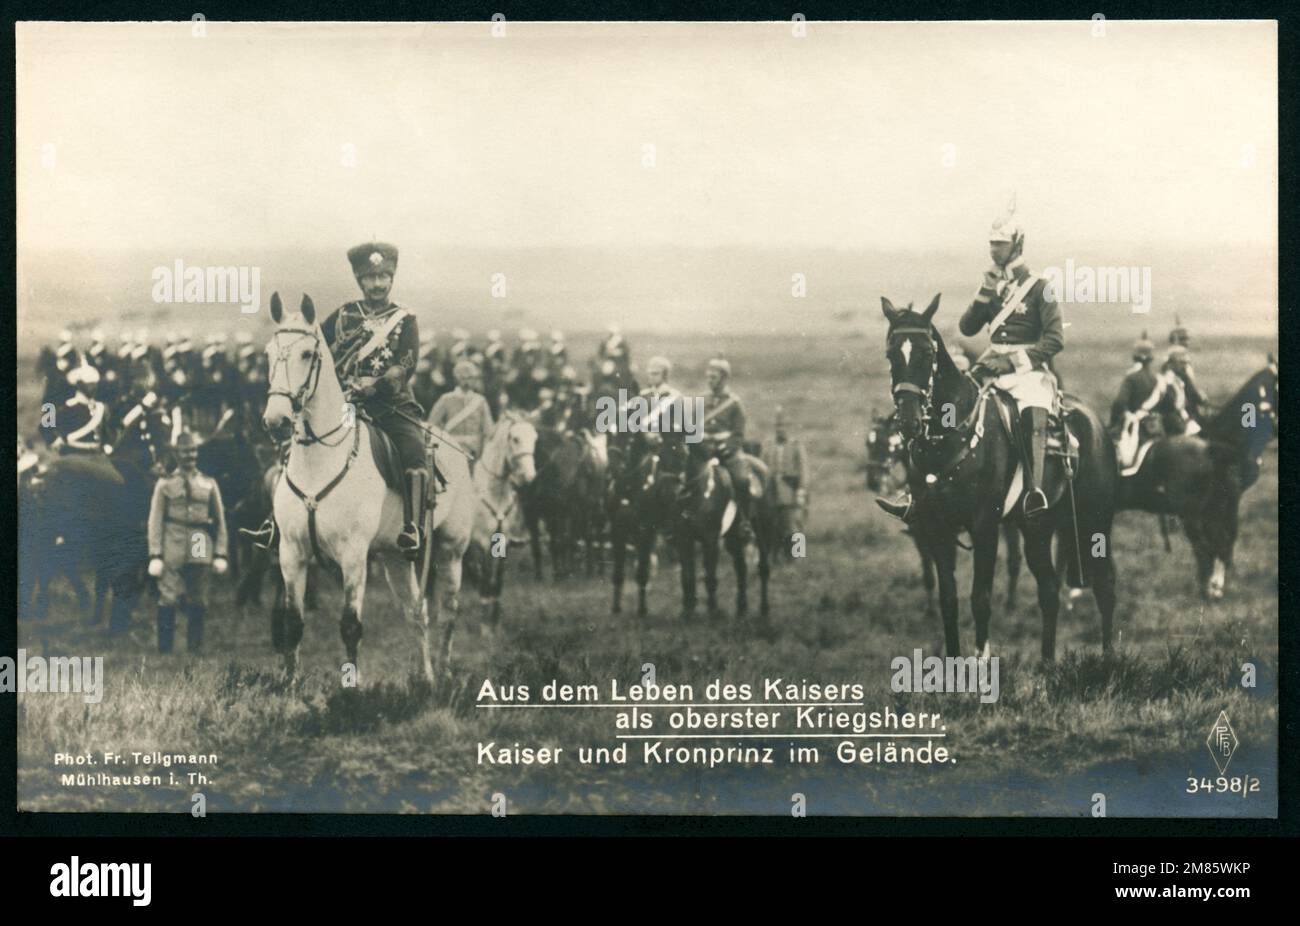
[701, 396, 737, 426]
[988, 274, 1040, 337]
[353, 307, 410, 367]
[443, 395, 480, 432]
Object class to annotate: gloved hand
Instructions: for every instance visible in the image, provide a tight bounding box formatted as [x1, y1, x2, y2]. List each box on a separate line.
[148, 557, 164, 578]
[350, 376, 378, 400]
[213, 556, 228, 576]
[972, 354, 1015, 383]
[982, 266, 1002, 291]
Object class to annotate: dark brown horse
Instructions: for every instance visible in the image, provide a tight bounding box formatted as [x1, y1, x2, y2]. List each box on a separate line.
[21, 405, 168, 631]
[522, 427, 592, 580]
[867, 410, 1023, 616]
[1116, 362, 1277, 599]
[609, 432, 774, 622]
[882, 294, 1117, 660]
[608, 432, 683, 619]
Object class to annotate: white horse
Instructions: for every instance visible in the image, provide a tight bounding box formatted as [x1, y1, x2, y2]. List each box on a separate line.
[466, 410, 538, 631]
[262, 293, 473, 682]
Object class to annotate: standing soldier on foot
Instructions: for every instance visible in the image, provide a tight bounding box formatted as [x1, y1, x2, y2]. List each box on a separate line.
[764, 406, 809, 548]
[147, 430, 228, 653]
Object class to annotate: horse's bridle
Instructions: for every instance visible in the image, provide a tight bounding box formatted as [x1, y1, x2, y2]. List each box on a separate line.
[488, 417, 537, 484]
[265, 327, 348, 446]
[887, 324, 991, 483]
[888, 326, 939, 430]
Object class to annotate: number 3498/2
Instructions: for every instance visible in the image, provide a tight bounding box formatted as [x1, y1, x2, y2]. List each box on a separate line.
[1185, 775, 1261, 797]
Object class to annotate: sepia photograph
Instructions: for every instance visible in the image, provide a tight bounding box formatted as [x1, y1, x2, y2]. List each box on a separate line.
[13, 18, 1278, 817]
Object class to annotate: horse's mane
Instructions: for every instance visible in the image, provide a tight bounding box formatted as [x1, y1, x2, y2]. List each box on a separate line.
[929, 327, 962, 379]
[1201, 365, 1275, 448]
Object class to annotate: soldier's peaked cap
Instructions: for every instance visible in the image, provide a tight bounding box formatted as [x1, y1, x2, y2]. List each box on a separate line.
[174, 430, 201, 450]
[348, 242, 399, 278]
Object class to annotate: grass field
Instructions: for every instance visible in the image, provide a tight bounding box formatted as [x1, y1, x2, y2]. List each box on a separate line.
[16, 326, 1279, 816]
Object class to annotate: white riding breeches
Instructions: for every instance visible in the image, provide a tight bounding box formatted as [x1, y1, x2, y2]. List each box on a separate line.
[983, 344, 1057, 411]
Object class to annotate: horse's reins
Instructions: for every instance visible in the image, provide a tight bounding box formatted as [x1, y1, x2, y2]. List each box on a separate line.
[888, 325, 993, 486]
[266, 327, 352, 448]
[267, 325, 364, 562]
[478, 419, 536, 533]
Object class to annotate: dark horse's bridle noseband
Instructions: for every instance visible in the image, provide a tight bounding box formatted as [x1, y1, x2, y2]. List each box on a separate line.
[888, 326, 941, 435]
[887, 324, 990, 484]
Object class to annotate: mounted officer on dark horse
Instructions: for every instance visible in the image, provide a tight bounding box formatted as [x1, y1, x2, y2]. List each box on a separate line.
[875, 210, 1117, 660]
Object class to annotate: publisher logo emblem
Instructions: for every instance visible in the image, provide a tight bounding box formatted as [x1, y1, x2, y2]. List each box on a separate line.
[1206, 710, 1238, 775]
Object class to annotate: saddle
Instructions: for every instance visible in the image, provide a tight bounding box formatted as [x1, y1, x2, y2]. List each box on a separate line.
[990, 388, 1078, 460]
[1115, 413, 1163, 478]
[703, 451, 767, 499]
[365, 421, 447, 498]
[987, 389, 1078, 519]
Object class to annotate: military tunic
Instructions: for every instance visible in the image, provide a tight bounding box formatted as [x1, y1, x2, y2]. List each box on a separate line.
[1161, 362, 1207, 427]
[322, 301, 427, 474]
[702, 389, 747, 454]
[765, 435, 809, 508]
[702, 388, 751, 496]
[428, 387, 493, 460]
[959, 265, 1064, 411]
[1109, 364, 1174, 469]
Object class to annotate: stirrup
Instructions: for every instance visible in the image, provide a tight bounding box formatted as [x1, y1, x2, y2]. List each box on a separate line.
[240, 519, 278, 552]
[1023, 487, 1049, 517]
[398, 524, 422, 557]
[876, 495, 913, 523]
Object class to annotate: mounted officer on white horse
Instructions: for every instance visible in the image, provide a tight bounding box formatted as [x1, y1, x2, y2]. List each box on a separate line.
[249, 242, 431, 559]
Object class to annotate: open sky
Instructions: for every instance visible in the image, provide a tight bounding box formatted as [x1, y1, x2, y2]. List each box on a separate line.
[17, 20, 1277, 256]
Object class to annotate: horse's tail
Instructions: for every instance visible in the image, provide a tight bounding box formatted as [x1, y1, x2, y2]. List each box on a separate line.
[1061, 402, 1118, 589]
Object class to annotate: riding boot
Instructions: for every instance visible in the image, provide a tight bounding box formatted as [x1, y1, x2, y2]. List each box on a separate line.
[876, 491, 915, 523]
[186, 603, 205, 652]
[241, 515, 278, 553]
[156, 605, 176, 654]
[1021, 407, 1050, 517]
[399, 468, 428, 560]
